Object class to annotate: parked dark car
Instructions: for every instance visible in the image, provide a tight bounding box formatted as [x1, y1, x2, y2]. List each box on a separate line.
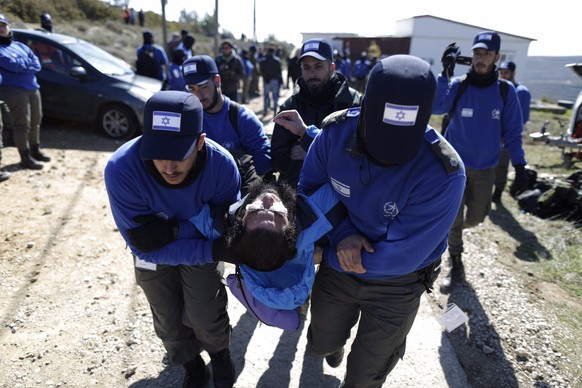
[11, 28, 162, 139]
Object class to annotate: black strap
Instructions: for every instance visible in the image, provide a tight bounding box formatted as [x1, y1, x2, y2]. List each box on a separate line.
[443, 76, 509, 134]
[228, 101, 242, 137]
[447, 75, 469, 122]
[234, 265, 270, 326]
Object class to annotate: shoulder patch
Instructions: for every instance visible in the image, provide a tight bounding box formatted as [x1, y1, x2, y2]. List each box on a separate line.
[321, 107, 359, 129]
[427, 130, 461, 174]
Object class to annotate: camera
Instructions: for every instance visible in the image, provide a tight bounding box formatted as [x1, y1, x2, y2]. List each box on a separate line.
[443, 43, 472, 67]
[455, 55, 472, 66]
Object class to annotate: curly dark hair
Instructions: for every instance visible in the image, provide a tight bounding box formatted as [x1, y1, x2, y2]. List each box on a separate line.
[226, 181, 298, 271]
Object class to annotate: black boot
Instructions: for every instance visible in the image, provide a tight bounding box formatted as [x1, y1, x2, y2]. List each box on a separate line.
[182, 355, 209, 388]
[492, 188, 503, 204]
[0, 170, 10, 182]
[31, 144, 51, 162]
[19, 149, 43, 170]
[440, 254, 465, 293]
[209, 348, 235, 388]
[0, 158, 9, 182]
[450, 254, 466, 282]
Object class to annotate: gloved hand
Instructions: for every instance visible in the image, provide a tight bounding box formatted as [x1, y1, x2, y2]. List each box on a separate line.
[441, 43, 459, 77]
[127, 215, 178, 252]
[212, 235, 242, 265]
[510, 164, 529, 197]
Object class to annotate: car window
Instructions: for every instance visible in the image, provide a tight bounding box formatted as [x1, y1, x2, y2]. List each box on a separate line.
[64, 39, 133, 76]
[27, 39, 70, 75]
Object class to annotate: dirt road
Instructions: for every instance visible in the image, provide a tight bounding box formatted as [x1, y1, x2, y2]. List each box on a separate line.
[0, 88, 469, 387]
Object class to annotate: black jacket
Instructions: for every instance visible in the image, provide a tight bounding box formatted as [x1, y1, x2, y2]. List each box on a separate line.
[271, 72, 361, 186]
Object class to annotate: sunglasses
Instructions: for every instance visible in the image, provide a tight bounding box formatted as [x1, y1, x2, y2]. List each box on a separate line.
[244, 202, 288, 218]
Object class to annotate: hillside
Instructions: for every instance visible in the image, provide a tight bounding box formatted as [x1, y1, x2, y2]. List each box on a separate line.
[521, 56, 582, 102]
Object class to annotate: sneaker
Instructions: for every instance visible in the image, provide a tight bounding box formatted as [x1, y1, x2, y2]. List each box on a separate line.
[182, 355, 210, 388]
[325, 348, 344, 368]
[209, 348, 235, 388]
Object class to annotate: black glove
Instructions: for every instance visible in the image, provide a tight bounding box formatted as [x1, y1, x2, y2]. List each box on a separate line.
[510, 164, 529, 198]
[441, 43, 458, 77]
[127, 215, 178, 253]
[212, 236, 242, 265]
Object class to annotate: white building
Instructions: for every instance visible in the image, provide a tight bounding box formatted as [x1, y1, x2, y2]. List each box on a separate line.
[301, 15, 535, 77]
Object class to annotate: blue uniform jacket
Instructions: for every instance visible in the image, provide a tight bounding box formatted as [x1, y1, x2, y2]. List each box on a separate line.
[104, 137, 241, 265]
[203, 97, 272, 175]
[299, 108, 466, 280]
[432, 74, 526, 169]
[0, 41, 41, 90]
[190, 183, 340, 309]
[136, 43, 168, 81]
[515, 83, 531, 124]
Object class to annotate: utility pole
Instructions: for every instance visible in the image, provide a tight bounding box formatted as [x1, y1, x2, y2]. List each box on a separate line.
[161, 0, 167, 52]
[253, 0, 256, 43]
[214, 0, 219, 56]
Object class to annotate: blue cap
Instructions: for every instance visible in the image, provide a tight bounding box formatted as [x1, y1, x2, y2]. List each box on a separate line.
[0, 13, 10, 25]
[360, 55, 436, 165]
[182, 55, 219, 85]
[299, 38, 333, 61]
[499, 61, 516, 71]
[472, 31, 501, 52]
[139, 91, 203, 161]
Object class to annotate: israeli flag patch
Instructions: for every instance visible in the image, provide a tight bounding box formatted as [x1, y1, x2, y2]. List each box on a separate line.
[183, 63, 197, 75]
[331, 177, 351, 197]
[152, 111, 181, 132]
[303, 41, 320, 51]
[383, 103, 419, 126]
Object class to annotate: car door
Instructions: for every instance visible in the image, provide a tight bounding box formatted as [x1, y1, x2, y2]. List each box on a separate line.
[25, 37, 92, 120]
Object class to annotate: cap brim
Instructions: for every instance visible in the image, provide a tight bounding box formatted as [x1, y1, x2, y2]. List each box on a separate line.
[472, 42, 491, 50]
[183, 74, 213, 86]
[300, 52, 327, 61]
[139, 134, 197, 161]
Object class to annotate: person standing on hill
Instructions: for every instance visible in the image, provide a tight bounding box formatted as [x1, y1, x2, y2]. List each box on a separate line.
[0, 13, 50, 170]
[352, 51, 371, 93]
[40, 12, 52, 32]
[432, 31, 529, 291]
[270, 38, 361, 187]
[0, 73, 10, 182]
[493, 60, 531, 203]
[286, 48, 301, 89]
[135, 31, 168, 81]
[258, 45, 283, 115]
[215, 40, 245, 102]
[248, 45, 261, 98]
[165, 49, 186, 91]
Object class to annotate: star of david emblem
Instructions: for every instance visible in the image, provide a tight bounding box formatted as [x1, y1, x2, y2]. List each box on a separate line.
[161, 116, 170, 125]
[395, 111, 405, 121]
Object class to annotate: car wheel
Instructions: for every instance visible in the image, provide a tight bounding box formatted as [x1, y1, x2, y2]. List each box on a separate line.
[98, 104, 138, 139]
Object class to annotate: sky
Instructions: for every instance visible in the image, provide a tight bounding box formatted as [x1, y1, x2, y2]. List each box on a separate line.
[128, 0, 582, 57]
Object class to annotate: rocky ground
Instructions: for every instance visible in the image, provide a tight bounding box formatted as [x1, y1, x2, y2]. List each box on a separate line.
[1, 90, 581, 387]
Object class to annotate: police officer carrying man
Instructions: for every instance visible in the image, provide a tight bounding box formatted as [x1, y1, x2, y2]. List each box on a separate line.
[274, 54, 466, 387]
[104, 91, 239, 388]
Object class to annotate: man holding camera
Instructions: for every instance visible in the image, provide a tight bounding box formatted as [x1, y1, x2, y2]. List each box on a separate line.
[432, 31, 528, 291]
